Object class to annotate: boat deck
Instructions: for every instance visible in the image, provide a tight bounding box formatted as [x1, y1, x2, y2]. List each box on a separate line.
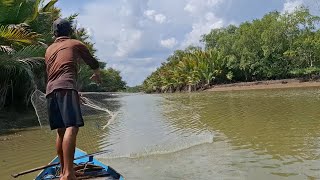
[35, 148, 124, 180]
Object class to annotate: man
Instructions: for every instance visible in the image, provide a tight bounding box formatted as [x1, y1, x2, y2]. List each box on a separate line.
[45, 18, 101, 180]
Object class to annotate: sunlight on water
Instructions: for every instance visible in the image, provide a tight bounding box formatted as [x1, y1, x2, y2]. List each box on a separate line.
[98, 94, 215, 159]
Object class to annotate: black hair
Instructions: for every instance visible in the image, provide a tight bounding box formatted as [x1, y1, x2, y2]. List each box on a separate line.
[53, 18, 72, 37]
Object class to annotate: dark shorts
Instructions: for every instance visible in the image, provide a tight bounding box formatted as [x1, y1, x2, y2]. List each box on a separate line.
[47, 89, 84, 130]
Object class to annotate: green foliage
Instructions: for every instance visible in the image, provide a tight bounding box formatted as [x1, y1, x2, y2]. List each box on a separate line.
[101, 68, 127, 92]
[79, 66, 126, 92]
[124, 86, 143, 93]
[0, 0, 39, 25]
[0, 25, 41, 48]
[143, 7, 320, 93]
[0, 0, 50, 109]
[290, 67, 320, 78]
[41, 0, 58, 12]
[0, 57, 44, 109]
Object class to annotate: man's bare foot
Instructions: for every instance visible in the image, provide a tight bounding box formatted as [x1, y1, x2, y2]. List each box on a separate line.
[60, 174, 77, 180]
[75, 171, 83, 177]
[58, 168, 63, 178]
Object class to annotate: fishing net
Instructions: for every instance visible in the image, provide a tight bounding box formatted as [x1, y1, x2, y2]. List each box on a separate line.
[30, 89, 118, 130]
[30, 89, 120, 152]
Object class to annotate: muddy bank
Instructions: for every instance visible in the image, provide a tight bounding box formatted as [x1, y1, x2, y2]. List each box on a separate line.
[207, 79, 320, 92]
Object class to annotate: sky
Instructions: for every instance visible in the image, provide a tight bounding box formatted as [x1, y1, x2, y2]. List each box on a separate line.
[55, 0, 319, 86]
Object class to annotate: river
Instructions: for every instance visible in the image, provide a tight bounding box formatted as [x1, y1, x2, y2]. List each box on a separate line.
[1, 87, 320, 179]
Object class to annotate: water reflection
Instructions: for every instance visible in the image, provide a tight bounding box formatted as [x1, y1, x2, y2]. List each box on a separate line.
[99, 94, 214, 158]
[162, 88, 320, 178]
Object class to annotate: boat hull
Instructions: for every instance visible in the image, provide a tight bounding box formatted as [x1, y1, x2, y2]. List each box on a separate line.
[35, 148, 124, 180]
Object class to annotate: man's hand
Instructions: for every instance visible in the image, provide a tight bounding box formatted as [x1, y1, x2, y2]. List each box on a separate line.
[90, 69, 102, 84]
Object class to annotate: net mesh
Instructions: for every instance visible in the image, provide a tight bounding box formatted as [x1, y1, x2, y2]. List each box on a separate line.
[30, 89, 118, 130]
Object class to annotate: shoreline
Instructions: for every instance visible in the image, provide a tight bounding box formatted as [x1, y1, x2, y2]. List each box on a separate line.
[206, 79, 320, 92]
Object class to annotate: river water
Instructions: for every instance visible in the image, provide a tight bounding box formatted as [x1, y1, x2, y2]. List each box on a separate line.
[1, 87, 320, 179]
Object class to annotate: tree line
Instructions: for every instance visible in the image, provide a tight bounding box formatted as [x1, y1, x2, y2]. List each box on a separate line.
[0, 0, 126, 110]
[143, 7, 320, 93]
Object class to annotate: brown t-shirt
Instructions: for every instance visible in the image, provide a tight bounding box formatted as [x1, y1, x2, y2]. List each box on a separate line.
[45, 37, 99, 96]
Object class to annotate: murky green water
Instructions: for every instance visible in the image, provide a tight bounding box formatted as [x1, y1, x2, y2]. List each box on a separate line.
[1, 87, 320, 179]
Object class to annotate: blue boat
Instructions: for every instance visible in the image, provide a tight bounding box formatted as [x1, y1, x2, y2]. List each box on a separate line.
[35, 148, 124, 180]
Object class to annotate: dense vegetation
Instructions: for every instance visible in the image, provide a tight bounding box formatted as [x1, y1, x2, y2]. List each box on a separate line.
[143, 7, 320, 93]
[123, 85, 143, 93]
[78, 62, 126, 92]
[0, 0, 126, 110]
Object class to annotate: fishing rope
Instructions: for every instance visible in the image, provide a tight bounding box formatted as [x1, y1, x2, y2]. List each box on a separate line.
[79, 96, 118, 129]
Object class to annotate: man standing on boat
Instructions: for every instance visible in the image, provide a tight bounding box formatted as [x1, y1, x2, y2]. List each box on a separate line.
[45, 18, 101, 180]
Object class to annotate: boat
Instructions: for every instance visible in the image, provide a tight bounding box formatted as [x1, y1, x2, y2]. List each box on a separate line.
[35, 148, 124, 180]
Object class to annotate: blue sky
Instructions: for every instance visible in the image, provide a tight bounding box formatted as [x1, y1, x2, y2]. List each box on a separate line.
[55, 0, 319, 86]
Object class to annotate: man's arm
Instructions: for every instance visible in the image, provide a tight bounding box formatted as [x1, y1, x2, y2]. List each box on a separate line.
[75, 42, 101, 84]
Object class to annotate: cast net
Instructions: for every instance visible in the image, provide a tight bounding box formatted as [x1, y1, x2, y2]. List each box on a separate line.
[30, 89, 119, 153]
[30, 89, 118, 129]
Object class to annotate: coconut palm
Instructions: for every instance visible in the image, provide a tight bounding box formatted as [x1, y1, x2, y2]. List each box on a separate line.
[0, 0, 58, 109]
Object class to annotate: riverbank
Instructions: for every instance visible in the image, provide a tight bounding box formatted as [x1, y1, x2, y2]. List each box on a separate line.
[207, 79, 320, 92]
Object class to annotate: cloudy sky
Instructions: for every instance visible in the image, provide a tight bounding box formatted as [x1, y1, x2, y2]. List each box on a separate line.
[56, 0, 319, 86]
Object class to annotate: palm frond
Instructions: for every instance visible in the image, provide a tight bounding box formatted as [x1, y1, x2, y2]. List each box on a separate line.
[0, 59, 28, 81]
[0, 82, 9, 108]
[0, 57, 44, 109]
[0, 25, 41, 45]
[12, 45, 46, 59]
[0, 0, 15, 25]
[17, 57, 45, 72]
[67, 13, 79, 25]
[41, 0, 58, 12]
[0, 0, 41, 25]
[25, 0, 41, 23]
[0, 0, 14, 6]
[8, 23, 31, 30]
[0, 45, 14, 54]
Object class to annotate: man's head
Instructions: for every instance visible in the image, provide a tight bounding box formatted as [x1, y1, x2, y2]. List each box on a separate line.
[53, 18, 72, 37]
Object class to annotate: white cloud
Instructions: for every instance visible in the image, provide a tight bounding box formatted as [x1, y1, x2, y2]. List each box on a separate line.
[184, 0, 223, 15]
[77, 0, 150, 60]
[144, 9, 167, 24]
[184, 3, 196, 14]
[144, 10, 156, 17]
[160, 38, 178, 49]
[115, 29, 142, 57]
[154, 14, 167, 24]
[181, 16, 224, 47]
[283, 0, 304, 13]
[181, 0, 225, 47]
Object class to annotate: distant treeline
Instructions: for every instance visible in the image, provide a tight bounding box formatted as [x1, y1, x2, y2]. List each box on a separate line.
[143, 7, 320, 93]
[123, 86, 143, 93]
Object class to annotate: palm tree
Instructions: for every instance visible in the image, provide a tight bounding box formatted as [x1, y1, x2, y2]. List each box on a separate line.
[0, 0, 58, 109]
